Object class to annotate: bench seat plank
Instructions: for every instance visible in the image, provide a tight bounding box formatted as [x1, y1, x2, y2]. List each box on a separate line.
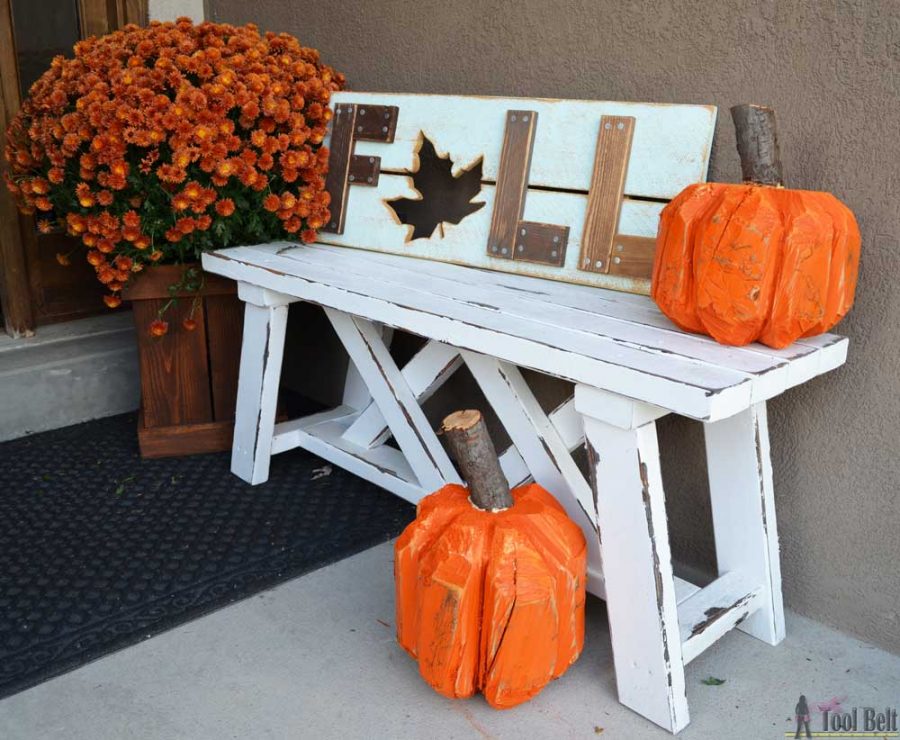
[203, 243, 847, 422]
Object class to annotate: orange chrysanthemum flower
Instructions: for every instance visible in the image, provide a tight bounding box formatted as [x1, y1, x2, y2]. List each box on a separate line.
[3, 18, 344, 316]
[215, 198, 235, 217]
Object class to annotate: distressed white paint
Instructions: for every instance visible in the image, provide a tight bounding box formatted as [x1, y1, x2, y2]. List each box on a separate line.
[331, 92, 716, 198]
[231, 299, 288, 485]
[322, 174, 663, 294]
[580, 411, 689, 733]
[203, 246, 847, 422]
[271, 406, 424, 503]
[322, 92, 714, 294]
[678, 569, 763, 664]
[704, 403, 786, 645]
[324, 310, 460, 491]
[342, 340, 459, 448]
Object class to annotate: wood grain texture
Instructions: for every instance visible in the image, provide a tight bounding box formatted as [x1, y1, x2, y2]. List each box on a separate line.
[704, 402, 785, 645]
[231, 300, 289, 483]
[322, 103, 358, 234]
[121, 264, 237, 300]
[352, 104, 398, 142]
[137, 414, 234, 458]
[731, 104, 783, 186]
[349, 154, 380, 186]
[606, 234, 656, 278]
[441, 409, 513, 510]
[0, 0, 33, 334]
[132, 297, 212, 429]
[204, 293, 244, 422]
[580, 116, 635, 275]
[514, 221, 569, 267]
[126, 266, 242, 456]
[580, 411, 689, 733]
[487, 110, 537, 258]
[204, 244, 849, 422]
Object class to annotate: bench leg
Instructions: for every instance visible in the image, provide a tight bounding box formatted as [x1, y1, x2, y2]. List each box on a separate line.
[577, 387, 688, 733]
[704, 401, 785, 645]
[231, 300, 289, 484]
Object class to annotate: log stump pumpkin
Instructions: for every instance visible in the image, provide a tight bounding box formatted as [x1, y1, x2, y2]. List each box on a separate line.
[394, 410, 586, 709]
[651, 104, 861, 349]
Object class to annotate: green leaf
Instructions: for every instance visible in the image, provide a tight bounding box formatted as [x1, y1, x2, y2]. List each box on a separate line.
[701, 676, 726, 686]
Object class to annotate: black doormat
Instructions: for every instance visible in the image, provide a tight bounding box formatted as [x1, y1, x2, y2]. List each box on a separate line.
[0, 412, 415, 700]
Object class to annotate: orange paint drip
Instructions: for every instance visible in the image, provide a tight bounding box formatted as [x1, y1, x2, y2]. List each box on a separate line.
[652, 182, 860, 349]
[394, 483, 587, 709]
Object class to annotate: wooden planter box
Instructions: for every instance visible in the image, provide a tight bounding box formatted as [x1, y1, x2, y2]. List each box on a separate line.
[122, 264, 244, 458]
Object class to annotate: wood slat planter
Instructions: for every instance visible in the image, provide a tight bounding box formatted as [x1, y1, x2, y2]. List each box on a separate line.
[122, 264, 243, 458]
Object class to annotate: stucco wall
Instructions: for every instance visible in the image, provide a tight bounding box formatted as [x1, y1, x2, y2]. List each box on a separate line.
[207, 0, 900, 653]
[149, 0, 205, 23]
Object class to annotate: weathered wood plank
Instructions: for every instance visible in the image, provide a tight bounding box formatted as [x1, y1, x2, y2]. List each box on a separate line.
[203, 248, 756, 422]
[231, 300, 289, 484]
[271, 408, 425, 503]
[704, 402, 785, 645]
[488, 110, 537, 258]
[334, 92, 716, 199]
[322, 103, 358, 234]
[580, 408, 689, 733]
[325, 309, 461, 490]
[678, 569, 763, 664]
[579, 116, 636, 275]
[320, 171, 661, 294]
[342, 339, 460, 448]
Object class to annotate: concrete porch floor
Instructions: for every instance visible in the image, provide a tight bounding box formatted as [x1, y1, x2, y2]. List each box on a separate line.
[1, 541, 897, 740]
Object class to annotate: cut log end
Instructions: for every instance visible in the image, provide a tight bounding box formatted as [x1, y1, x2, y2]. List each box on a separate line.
[441, 410, 514, 511]
[730, 104, 784, 187]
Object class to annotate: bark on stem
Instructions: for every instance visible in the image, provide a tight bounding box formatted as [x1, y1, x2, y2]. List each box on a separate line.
[442, 410, 513, 511]
[731, 104, 784, 187]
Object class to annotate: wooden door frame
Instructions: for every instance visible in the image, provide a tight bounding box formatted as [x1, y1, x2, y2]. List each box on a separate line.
[0, 0, 147, 337]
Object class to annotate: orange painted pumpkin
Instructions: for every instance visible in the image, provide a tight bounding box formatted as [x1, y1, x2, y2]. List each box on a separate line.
[651, 104, 861, 349]
[394, 482, 587, 709]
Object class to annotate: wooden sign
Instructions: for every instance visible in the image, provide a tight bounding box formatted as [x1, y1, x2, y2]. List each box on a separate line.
[321, 93, 716, 295]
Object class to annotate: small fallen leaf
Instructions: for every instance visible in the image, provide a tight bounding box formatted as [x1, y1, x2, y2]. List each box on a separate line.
[701, 676, 726, 686]
[311, 464, 332, 480]
[115, 475, 135, 495]
[594, 727, 604, 735]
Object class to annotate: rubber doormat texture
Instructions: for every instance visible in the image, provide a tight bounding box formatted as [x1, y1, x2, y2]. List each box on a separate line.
[0, 412, 414, 699]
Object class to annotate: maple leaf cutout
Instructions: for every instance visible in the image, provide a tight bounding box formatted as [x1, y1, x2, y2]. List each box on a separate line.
[387, 134, 485, 241]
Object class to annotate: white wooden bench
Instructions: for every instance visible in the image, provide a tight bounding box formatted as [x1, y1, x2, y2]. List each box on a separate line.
[202, 92, 848, 733]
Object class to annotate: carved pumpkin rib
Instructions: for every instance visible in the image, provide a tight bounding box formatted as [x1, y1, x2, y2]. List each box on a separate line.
[414, 509, 489, 699]
[394, 482, 586, 708]
[481, 526, 559, 709]
[760, 191, 833, 347]
[653, 184, 725, 334]
[394, 485, 471, 659]
[807, 193, 861, 337]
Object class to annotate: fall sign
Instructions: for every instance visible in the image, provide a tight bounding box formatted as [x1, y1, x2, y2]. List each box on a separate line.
[319, 92, 717, 295]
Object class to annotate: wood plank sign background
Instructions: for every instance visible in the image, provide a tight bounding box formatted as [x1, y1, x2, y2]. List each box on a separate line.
[321, 93, 716, 295]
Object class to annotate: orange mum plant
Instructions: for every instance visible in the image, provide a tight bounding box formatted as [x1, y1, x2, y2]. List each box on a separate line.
[4, 18, 344, 330]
